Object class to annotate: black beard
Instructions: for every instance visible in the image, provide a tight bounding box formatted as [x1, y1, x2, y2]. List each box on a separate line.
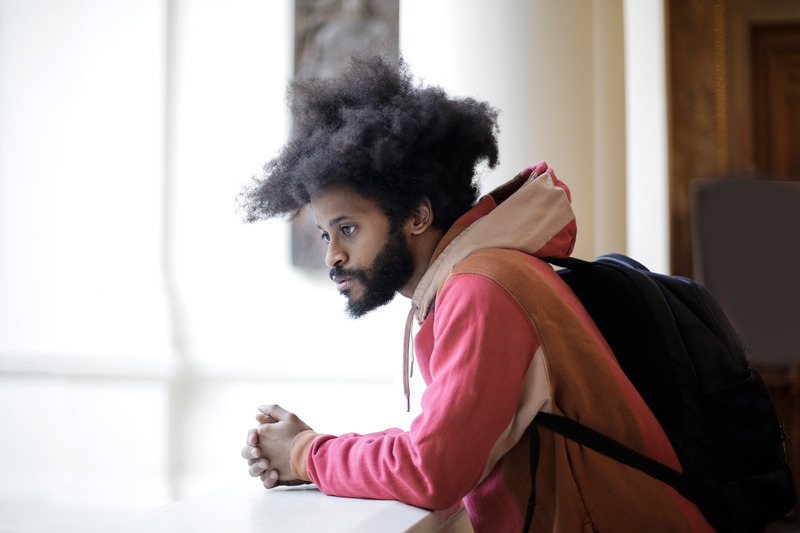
[329, 227, 415, 319]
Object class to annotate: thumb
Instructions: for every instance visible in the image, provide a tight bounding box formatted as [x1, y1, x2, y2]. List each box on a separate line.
[256, 412, 278, 424]
[258, 404, 292, 421]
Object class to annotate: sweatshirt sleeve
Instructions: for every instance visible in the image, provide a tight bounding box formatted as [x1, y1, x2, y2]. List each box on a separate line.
[299, 273, 540, 510]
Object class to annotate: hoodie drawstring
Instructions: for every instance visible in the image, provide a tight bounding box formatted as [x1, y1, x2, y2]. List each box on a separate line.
[403, 303, 417, 412]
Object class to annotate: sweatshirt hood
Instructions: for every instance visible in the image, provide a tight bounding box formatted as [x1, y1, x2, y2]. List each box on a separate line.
[400, 161, 576, 409]
[412, 161, 577, 322]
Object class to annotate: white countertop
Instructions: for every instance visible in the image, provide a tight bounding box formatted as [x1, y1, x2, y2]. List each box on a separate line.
[110, 483, 472, 533]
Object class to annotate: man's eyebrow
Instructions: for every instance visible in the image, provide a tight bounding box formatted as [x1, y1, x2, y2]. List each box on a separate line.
[317, 215, 350, 230]
[329, 215, 352, 226]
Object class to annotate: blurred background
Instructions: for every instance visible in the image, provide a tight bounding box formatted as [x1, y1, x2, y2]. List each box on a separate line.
[0, 0, 798, 531]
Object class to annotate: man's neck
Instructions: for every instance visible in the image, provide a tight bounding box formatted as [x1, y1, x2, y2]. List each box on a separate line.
[398, 227, 445, 300]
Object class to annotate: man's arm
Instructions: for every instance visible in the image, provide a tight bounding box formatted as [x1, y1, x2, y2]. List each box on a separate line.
[292, 274, 539, 509]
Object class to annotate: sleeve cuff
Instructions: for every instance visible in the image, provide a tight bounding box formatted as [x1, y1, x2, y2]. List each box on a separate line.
[290, 429, 325, 482]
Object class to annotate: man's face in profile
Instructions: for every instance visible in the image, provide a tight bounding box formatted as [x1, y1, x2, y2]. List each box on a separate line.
[312, 184, 415, 318]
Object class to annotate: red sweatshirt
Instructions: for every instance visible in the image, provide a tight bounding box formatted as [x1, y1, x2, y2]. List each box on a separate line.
[290, 162, 715, 532]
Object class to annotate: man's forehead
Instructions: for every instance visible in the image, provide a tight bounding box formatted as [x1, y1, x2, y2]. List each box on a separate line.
[310, 184, 382, 226]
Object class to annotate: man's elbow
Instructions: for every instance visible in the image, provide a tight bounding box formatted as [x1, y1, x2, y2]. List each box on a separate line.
[405, 477, 472, 511]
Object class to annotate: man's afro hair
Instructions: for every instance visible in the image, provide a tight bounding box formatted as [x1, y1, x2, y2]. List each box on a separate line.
[239, 55, 500, 230]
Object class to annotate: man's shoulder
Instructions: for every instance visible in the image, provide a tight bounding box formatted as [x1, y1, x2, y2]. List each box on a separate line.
[435, 248, 577, 329]
[443, 248, 560, 297]
[450, 248, 544, 278]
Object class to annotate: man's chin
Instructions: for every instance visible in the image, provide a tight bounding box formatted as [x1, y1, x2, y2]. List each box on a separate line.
[345, 304, 372, 319]
[344, 292, 396, 319]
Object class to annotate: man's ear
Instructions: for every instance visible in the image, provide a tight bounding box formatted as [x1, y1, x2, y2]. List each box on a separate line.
[409, 197, 434, 235]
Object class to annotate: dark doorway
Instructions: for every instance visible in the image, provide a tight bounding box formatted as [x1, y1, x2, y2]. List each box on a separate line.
[752, 23, 800, 180]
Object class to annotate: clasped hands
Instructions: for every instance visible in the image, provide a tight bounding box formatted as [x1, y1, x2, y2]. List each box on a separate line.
[241, 404, 312, 488]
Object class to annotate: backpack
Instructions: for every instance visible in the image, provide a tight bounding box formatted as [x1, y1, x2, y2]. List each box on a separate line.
[522, 253, 796, 533]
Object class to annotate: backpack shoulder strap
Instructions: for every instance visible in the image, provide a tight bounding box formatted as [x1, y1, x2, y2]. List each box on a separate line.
[534, 412, 694, 501]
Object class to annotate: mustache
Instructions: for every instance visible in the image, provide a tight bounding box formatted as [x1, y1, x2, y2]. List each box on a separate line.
[329, 266, 368, 283]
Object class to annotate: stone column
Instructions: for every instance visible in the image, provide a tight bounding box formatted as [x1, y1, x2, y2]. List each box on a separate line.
[291, 0, 399, 267]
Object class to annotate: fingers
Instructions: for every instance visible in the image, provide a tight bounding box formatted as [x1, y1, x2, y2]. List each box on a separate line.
[260, 468, 279, 489]
[241, 428, 261, 461]
[247, 428, 258, 447]
[258, 404, 292, 422]
[241, 444, 260, 461]
[249, 458, 269, 477]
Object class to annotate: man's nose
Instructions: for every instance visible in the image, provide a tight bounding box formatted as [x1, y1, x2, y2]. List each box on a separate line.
[325, 240, 346, 268]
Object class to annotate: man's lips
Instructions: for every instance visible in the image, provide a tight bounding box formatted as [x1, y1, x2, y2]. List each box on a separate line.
[332, 276, 352, 293]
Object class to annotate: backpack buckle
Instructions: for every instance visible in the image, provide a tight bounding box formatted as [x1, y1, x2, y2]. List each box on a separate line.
[780, 422, 793, 462]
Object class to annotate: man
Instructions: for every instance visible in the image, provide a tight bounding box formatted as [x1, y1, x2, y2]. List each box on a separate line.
[238, 56, 714, 532]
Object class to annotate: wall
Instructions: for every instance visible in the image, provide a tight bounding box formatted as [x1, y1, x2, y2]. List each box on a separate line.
[400, 0, 628, 261]
[624, 0, 669, 274]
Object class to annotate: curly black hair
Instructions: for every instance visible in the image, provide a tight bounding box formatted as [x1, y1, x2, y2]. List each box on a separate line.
[239, 55, 500, 230]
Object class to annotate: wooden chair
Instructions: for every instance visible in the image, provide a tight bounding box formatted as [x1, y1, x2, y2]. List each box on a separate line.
[691, 178, 800, 519]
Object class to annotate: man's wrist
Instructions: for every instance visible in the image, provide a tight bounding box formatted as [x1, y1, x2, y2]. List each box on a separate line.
[290, 429, 324, 482]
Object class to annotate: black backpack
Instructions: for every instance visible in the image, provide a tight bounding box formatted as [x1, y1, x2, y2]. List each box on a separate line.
[522, 253, 796, 533]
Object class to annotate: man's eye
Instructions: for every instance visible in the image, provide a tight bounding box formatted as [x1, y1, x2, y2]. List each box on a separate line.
[320, 232, 330, 243]
[341, 226, 355, 236]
